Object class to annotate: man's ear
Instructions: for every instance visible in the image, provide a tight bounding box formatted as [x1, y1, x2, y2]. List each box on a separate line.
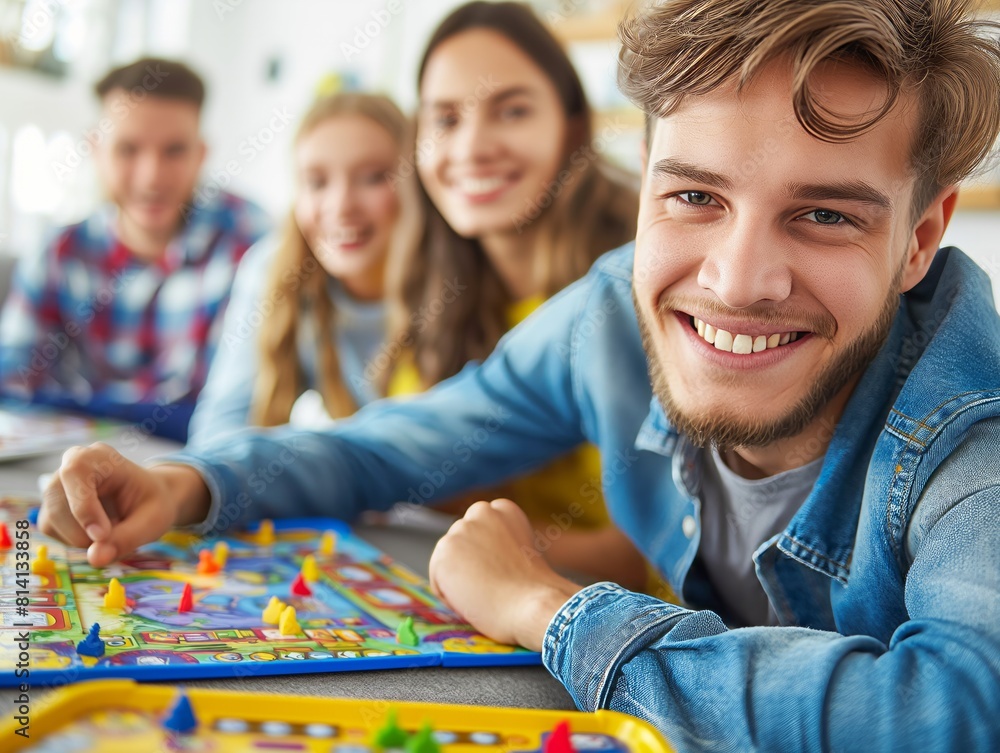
[900, 185, 958, 293]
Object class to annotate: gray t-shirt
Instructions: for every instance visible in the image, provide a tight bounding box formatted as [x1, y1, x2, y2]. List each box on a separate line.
[698, 444, 824, 626]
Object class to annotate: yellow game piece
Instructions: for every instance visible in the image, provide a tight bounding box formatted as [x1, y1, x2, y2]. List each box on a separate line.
[257, 520, 275, 546]
[319, 530, 336, 557]
[31, 544, 55, 574]
[278, 605, 301, 636]
[213, 541, 229, 568]
[103, 578, 126, 610]
[262, 596, 286, 624]
[300, 555, 319, 583]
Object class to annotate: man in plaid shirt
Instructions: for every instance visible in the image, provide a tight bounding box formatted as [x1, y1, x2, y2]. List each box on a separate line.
[0, 58, 270, 440]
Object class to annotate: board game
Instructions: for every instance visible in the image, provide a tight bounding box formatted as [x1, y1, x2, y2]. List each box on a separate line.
[0, 496, 537, 687]
[1, 679, 676, 752]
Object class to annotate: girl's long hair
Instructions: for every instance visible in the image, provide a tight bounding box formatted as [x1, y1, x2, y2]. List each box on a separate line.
[386, 1, 639, 387]
[251, 92, 417, 425]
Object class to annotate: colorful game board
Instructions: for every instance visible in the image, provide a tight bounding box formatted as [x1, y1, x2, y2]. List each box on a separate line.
[0, 402, 110, 463]
[1, 680, 676, 752]
[0, 496, 537, 686]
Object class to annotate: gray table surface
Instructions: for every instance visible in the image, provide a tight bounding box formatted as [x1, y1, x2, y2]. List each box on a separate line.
[0, 426, 575, 718]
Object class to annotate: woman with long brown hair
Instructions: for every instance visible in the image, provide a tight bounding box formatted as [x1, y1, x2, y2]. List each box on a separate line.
[188, 92, 417, 444]
[384, 2, 648, 586]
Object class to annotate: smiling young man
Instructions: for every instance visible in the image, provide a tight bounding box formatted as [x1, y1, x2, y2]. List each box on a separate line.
[37, 1, 1000, 748]
[0, 58, 269, 439]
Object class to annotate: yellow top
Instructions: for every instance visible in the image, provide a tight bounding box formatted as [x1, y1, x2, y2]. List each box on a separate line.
[387, 295, 610, 531]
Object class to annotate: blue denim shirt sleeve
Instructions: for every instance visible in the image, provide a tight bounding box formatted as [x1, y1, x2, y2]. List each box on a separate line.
[186, 237, 275, 448]
[165, 272, 593, 534]
[543, 421, 1000, 752]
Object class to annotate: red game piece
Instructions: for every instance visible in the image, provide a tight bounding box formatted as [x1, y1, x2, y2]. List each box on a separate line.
[0, 523, 11, 549]
[178, 583, 193, 613]
[544, 720, 575, 753]
[290, 573, 313, 597]
[197, 549, 220, 574]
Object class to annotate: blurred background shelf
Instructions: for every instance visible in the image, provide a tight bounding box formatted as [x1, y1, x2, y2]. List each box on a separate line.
[957, 185, 1000, 211]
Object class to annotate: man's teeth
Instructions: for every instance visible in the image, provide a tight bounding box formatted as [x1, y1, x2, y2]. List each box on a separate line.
[692, 317, 800, 354]
[460, 176, 507, 194]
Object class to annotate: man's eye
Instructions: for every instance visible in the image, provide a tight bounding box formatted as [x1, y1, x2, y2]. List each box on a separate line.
[804, 209, 845, 225]
[679, 191, 713, 206]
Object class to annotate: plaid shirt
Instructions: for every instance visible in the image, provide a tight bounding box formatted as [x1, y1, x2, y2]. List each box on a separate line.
[0, 190, 270, 413]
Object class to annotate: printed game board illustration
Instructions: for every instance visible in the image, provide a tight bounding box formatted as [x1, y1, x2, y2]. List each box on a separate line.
[1, 679, 676, 753]
[0, 496, 538, 686]
[0, 402, 107, 462]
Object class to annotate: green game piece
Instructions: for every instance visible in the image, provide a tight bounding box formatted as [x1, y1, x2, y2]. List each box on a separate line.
[397, 616, 419, 647]
[373, 709, 409, 749]
[407, 721, 441, 753]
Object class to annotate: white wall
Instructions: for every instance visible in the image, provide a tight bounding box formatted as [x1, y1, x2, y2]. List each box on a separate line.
[941, 212, 1000, 307]
[0, 0, 471, 250]
[186, 0, 472, 217]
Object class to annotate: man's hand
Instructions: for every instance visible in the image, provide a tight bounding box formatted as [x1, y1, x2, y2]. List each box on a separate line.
[38, 443, 210, 567]
[429, 499, 581, 652]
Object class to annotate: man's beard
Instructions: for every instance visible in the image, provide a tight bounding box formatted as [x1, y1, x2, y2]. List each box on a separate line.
[634, 265, 904, 450]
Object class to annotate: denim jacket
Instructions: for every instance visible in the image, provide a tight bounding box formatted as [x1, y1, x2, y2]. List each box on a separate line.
[171, 244, 1000, 751]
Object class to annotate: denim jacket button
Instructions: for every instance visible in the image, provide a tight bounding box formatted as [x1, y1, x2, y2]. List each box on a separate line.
[682, 515, 697, 538]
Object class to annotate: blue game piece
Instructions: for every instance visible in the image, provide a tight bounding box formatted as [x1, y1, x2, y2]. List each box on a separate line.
[163, 691, 197, 734]
[27, 507, 39, 526]
[76, 623, 104, 657]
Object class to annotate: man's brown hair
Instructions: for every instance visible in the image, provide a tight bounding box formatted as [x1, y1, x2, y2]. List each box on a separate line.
[619, 0, 1000, 219]
[94, 57, 206, 109]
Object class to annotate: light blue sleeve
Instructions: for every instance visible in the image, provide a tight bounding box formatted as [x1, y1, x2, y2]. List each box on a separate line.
[543, 419, 1000, 752]
[164, 267, 596, 533]
[186, 237, 278, 448]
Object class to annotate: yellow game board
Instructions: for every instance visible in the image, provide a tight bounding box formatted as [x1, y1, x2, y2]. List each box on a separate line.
[1, 679, 675, 752]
